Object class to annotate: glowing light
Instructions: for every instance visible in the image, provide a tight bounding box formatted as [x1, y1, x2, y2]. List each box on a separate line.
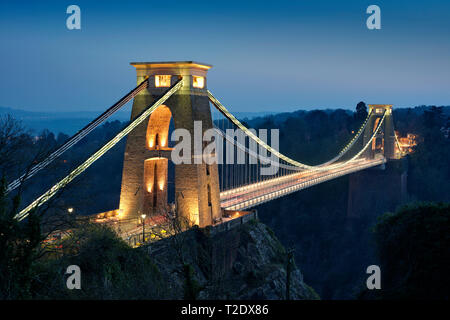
[155, 75, 171, 87]
[147, 184, 153, 193]
[67, 207, 74, 213]
[159, 182, 164, 191]
[193, 76, 205, 88]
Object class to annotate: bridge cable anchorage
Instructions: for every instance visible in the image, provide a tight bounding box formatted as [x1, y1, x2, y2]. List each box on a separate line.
[14, 79, 183, 222]
[6, 78, 150, 194]
[208, 90, 380, 171]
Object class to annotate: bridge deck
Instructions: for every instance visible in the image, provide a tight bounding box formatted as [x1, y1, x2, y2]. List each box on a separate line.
[220, 157, 386, 211]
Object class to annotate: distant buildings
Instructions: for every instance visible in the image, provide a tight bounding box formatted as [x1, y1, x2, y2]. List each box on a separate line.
[395, 132, 418, 154]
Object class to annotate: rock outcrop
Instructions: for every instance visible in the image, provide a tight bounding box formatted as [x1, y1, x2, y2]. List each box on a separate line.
[146, 219, 319, 300]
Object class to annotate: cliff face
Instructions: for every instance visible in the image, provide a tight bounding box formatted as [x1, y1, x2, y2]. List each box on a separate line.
[147, 219, 318, 300]
[347, 160, 408, 221]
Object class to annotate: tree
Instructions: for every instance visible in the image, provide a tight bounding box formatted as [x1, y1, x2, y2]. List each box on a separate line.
[0, 177, 43, 299]
[355, 101, 368, 122]
[0, 115, 32, 177]
[423, 106, 444, 129]
[285, 247, 295, 300]
[48, 222, 166, 299]
[146, 199, 204, 299]
[363, 202, 450, 299]
[0, 115, 76, 299]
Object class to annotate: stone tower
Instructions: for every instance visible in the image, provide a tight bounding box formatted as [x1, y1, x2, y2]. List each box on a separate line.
[119, 61, 222, 228]
[363, 104, 396, 160]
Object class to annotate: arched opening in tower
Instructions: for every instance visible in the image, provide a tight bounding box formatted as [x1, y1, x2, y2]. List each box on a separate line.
[147, 105, 172, 150]
[145, 104, 176, 206]
[372, 117, 384, 153]
[143, 157, 168, 216]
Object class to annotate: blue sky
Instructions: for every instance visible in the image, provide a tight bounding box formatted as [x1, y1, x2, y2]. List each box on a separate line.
[0, 0, 449, 113]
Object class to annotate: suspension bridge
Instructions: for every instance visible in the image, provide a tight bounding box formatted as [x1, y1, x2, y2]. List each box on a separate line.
[8, 61, 408, 237]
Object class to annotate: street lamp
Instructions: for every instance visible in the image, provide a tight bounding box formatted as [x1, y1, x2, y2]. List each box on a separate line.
[67, 207, 74, 213]
[141, 214, 146, 244]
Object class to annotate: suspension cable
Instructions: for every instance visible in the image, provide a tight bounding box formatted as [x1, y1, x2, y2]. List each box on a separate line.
[7, 78, 149, 194]
[213, 126, 301, 171]
[215, 110, 385, 198]
[220, 112, 386, 197]
[15, 79, 183, 221]
[317, 111, 372, 167]
[208, 91, 374, 171]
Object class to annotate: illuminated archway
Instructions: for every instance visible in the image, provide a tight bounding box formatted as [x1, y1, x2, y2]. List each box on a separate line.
[146, 105, 172, 150]
[143, 157, 168, 215]
[372, 117, 383, 151]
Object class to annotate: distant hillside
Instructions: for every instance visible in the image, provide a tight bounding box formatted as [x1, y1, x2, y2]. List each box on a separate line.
[0, 106, 130, 135]
[0, 106, 278, 135]
[1, 105, 448, 136]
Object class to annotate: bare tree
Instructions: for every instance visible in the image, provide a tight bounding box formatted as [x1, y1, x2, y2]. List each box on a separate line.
[0, 115, 32, 177]
[0, 115, 80, 298]
[148, 194, 194, 266]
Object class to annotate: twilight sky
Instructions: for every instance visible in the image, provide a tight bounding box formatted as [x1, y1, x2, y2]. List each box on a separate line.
[0, 0, 449, 113]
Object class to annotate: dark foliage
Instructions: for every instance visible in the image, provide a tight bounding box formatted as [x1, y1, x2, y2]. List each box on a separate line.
[33, 223, 168, 299]
[365, 202, 449, 299]
[355, 101, 368, 122]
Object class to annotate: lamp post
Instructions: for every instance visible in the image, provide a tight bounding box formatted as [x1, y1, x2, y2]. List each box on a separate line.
[141, 214, 146, 244]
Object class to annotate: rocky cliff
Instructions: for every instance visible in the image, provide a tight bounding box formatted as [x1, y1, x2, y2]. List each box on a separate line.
[146, 219, 319, 300]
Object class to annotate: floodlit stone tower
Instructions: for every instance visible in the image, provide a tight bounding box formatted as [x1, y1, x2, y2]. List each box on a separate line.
[119, 61, 221, 228]
[363, 104, 396, 159]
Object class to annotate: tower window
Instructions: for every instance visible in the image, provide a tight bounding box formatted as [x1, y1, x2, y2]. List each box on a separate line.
[155, 75, 171, 87]
[192, 76, 204, 88]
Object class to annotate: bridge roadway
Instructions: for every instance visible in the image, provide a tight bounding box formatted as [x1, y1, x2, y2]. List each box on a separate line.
[114, 156, 385, 245]
[220, 156, 386, 211]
